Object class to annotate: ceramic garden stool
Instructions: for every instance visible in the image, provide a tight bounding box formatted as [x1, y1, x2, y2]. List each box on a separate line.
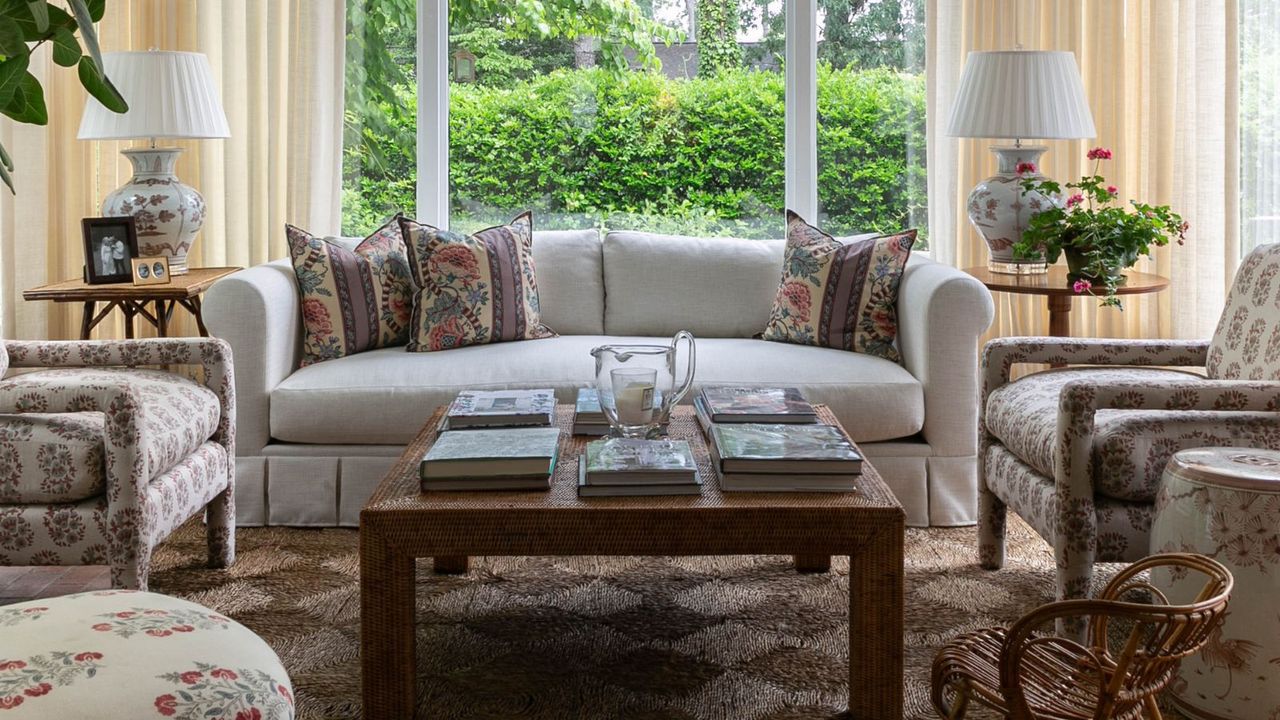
[1150, 447, 1280, 719]
[0, 590, 293, 718]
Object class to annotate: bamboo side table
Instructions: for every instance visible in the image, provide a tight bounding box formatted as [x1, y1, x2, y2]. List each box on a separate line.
[965, 266, 1169, 336]
[23, 267, 242, 339]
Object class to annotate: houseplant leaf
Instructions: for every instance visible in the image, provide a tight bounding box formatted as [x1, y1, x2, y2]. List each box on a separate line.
[86, 0, 104, 21]
[0, 53, 29, 107]
[26, 0, 48, 32]
[0, 12, 25, 55]
[51, 25, 81, 67]
[77, 55, 127, 112]
[0, 144, 12, 194]
[67, 0, 102, 73]
[1, 72, 49, 125]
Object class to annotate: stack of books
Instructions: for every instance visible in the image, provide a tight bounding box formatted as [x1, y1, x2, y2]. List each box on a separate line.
[576, 438, 702, 496]
[708, 423, 862, 492]
[694, 386, 818, 433]
[572, 387, 668, 436]
[420, 427, 561, 491]
[443, 389, 555, 429]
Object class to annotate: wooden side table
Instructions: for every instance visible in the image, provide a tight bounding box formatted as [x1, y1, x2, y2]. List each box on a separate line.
[24, 267, 242, 339]
[965, 265, 1169, 336]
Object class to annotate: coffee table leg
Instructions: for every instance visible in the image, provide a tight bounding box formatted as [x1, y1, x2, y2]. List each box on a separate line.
[848, 523, 904, 719]
[794, 554, 831, 573]
[433, 555, 468, 574]
[361, 532, 416, 720]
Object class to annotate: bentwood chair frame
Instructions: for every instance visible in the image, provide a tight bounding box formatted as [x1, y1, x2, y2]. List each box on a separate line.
[931, 553, 1233, 720]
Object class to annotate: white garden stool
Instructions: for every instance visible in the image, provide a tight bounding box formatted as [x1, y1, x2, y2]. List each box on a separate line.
[1150, 447, 1280, 719]
[0, 590, 293, 718]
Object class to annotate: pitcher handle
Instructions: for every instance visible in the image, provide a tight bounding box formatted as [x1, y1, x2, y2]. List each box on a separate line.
[669, 330, 697, 407]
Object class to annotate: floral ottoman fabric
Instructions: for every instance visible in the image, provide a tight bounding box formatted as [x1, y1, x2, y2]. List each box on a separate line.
[0, 590, 292, 719]
[0, 413, 105, 503]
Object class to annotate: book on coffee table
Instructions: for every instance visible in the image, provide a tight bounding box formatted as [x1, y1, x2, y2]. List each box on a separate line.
[577, 456, 702, 496]
[572, 387, 668, 436]
[420, 427, 561, 490]
[576, 438, 701, 496]
[710, 465, 857, 493]
[710, 423, 862, 474]
[444, 389, 555, 429]
[698, 386, 818, 424]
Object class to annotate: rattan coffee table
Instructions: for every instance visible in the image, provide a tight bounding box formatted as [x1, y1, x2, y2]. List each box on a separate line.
[360, 404, 905, 719]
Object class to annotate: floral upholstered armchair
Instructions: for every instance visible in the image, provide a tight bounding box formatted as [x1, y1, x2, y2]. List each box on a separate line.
[980, 242, 1280, 612]
[0, 338, 235, 589]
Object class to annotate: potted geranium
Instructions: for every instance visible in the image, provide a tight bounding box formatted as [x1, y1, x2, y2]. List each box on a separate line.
[1013, 147, 1189, 307]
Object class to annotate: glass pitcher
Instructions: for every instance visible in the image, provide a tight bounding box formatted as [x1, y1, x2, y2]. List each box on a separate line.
[590, 331, 696, 438]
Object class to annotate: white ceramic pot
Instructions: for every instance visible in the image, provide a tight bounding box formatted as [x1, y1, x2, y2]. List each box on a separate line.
[965, 145, 1061, 274]
[101, 147, 205, 274]
[1151, 447, 1280, 719]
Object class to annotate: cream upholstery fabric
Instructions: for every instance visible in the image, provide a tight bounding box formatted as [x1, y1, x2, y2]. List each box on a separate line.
[0, 590, 293, 719]
[602, 231, 787, 337]
[1208, 243, 1280, 379]
[531, 230, 606, 335]
[270, 336, 923, 444]
[0, 413, 105, 503]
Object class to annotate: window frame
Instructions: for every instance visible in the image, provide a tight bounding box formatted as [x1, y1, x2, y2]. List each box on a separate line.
[414, 0, 819, 231]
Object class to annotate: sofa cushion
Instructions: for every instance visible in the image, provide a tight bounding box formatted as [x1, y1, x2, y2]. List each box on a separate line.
[0, 368, 221, 484]
[0, 413, 105, 503]
[602, 231, 787, 337]
[399, 212, 557, 351]
[531, 230, 605, 335]
[270, 336, 923, 444]
[985, 367, 1280, 502]
[285, 218, 414, 366]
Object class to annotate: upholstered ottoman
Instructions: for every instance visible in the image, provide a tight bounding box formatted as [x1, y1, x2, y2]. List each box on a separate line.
[0, 590, 293, 718]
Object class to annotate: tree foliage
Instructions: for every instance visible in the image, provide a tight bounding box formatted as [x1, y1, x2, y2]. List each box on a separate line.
[696, 0, 741, 74]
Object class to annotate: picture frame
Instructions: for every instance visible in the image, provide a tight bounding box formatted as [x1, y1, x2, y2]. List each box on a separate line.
[82, 216, 139, 285]
[131, 256, 171, 286]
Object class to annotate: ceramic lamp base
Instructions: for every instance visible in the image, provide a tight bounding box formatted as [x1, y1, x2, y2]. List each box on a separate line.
[988, 259, 1049, 274]
[101, 147, 206, 275]
[965, 145, 1061, 275]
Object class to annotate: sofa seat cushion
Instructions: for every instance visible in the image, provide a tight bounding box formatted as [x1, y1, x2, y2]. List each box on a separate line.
[271, 336, 924, 444]
[0, 368, 221, 483]
[0, 413, 105, 503]
[0, 590, 293, 719]
[985, 367, 1280, 502]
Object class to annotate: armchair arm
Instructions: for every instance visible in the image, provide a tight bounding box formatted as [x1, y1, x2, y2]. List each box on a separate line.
[983, 337, 1210, 400]
[896, 257, 995, 456]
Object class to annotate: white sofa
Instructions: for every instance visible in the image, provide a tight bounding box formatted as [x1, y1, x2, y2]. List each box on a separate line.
[203, 230, 994, 527]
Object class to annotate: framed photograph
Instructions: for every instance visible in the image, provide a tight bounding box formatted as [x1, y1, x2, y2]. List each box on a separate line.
[132, 256, 171, 286]
[82, 216, 139, 285]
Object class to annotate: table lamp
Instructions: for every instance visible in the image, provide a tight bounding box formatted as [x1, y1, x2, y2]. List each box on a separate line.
[78, 50, 230, 275]
[947, 50, 1096, 274]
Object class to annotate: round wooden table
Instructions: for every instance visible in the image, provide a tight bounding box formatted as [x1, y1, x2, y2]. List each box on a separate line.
[964, 265, 1169, 336]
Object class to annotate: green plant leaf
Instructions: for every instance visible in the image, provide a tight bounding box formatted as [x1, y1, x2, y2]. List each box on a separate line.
[66, 0, 101, 73]
[78, 55, 127, 112]
[0, 53, 29, 107]
[0, 71, 48, 124]
[85, 0, 103, 21]
[0, 12, 25, 55]
[26, 0, 48, 32]
[51, 25, 80, 66]
[0, 137, 10, 171]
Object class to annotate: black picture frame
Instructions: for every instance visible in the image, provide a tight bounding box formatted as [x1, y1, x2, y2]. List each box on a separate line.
[82, 216, 139, 285]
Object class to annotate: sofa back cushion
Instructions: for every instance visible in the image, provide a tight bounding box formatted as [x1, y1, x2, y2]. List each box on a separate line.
[1208, 242, 1280, 379]
[531, 230, 605, 335]
[602, 231, 785, 337]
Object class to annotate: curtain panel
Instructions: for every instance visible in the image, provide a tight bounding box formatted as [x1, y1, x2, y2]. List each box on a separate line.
[928, 0, 1239, 342]
[0, 0, 344, 341]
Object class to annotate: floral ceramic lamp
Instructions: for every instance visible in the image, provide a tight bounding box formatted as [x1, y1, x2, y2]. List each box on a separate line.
[78, 51, 230, 275]
[947, 50, 1096, 274]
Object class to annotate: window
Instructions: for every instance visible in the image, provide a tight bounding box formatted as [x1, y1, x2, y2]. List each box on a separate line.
[344, 0, 926, 240]
[1241, 0, 1280, 253]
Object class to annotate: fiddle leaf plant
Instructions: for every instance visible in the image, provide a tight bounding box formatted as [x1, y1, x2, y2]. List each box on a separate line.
[0, 0, 126, 193]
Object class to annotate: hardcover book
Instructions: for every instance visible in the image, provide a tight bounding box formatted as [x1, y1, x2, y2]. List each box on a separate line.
[445, 389, 556, 428]
[577, 456, 702, 496]
[421, 427, 561, 480]
[582, 438, 698, 485]
[698, 386, 817, 423]
[574, 388, 606, 422]
[710, 423, 861, 474]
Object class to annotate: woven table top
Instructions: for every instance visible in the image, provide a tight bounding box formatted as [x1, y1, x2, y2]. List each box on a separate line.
[364, 404, 902, 517]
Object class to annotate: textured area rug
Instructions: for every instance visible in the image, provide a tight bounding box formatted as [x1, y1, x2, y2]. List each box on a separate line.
[148, 517, 1067, 719]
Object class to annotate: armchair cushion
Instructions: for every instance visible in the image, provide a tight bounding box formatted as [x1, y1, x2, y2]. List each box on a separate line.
[986, 367, 1280, 502]
[0, 413, 105, 503]
[1208, 242, 1280, 380]
[0, 369, 220, 482]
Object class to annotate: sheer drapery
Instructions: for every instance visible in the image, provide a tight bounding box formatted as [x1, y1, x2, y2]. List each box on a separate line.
[0, 0, 343, 341]
[927, 0, 1239, 341]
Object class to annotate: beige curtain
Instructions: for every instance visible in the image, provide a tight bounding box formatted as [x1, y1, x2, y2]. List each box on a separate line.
[0, 0, 343, 341]
[928, 0, 1240, 342]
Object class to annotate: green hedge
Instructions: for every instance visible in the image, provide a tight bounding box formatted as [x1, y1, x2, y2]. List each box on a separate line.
[344, 65, 926, 242]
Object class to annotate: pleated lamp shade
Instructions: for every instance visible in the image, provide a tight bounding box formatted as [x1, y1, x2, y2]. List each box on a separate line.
[78, 51, 230, 140]
[947, 50, 1095, 140]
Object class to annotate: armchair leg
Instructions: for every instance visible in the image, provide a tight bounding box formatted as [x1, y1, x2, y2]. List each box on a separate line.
[206, 485, 236, 569]
[1054, 529, 1096, 640]
[110, 546, 152, 591]
[977, 480, 1006, 570]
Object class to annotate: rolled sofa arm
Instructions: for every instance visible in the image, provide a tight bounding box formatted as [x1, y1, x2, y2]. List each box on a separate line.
[896, 257, 995, 457]
[203, 259, 301, 456]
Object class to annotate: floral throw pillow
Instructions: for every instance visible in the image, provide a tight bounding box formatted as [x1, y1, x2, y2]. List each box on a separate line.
[285, 217, 414, 366]
[761, 211, 916, 362]
[398, 212, 556, 352]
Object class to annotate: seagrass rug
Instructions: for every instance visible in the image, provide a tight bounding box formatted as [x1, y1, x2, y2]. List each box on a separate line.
[146, 516, 1077, 720]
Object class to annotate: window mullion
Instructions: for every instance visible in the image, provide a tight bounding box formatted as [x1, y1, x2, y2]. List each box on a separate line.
[417, 0, 449, 228]
[785, 0, 818, 221]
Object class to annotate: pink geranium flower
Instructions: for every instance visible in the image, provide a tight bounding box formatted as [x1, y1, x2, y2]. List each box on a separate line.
[1066, 194, 1085, 208]
[1015, 162, 1037, 175]
[1073, 279, 1092, 294]
[1086, 147, 1113, 160]
[1106, 185, 1118, 195]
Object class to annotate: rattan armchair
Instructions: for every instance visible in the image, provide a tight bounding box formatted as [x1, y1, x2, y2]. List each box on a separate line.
[931, 553, 1232, 720]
